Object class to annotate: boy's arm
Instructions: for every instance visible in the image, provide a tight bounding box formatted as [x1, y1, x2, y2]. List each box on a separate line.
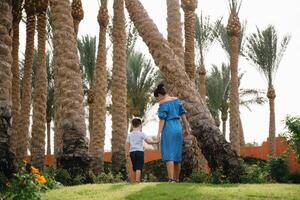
[145, 138, 159, 144]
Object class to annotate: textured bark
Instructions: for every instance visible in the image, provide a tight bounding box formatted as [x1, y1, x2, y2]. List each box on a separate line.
[10, 0, 23, 154]
[31, 0, 48, 169]
[87, 86, 94, 142]
[53, 58, 62, 157]
[167, 0, 206, 178]
[0, 0, 17, 178]
[111, 0, 127, 178]
[16, 0, 36, 162]
[50, 0, 91, 181]
[90, 4, 108, 174]
[238, 114, 245, 146]
[214, 115, 221, 127]
[182, 0, 197, 81]
[125, 0, 241, 182]
[267, 86, 276, 155]
[199, 63, 206, 100]
[221, 110, 228, 138]
[227, 13, 241, 156]
[71, 0, 83, 36]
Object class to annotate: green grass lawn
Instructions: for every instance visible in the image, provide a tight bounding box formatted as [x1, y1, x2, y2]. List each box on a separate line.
[41, 183, 300, 200]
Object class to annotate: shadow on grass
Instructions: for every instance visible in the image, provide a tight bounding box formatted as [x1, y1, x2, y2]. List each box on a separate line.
[123, 183, 205, 200]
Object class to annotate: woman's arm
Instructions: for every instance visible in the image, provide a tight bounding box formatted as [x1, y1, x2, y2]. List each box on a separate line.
[181, 114, 191, 135]
[157, 119, 165, 142]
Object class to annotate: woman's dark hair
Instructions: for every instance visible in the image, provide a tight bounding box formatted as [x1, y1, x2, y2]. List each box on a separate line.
[154, 83, 166, 97]
[131, 118, 142, 128]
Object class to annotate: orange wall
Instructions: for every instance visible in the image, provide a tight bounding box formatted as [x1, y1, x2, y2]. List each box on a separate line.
[27, 137, 300, 173]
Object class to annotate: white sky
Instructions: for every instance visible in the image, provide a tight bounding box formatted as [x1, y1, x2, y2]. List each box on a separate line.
[19, 0, 300, 151]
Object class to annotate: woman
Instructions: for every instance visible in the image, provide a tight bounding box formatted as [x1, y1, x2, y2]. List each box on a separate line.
[154, 84, 191, 182]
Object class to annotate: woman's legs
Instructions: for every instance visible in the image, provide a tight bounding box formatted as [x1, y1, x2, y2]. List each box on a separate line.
[166, 161, 174, 180]
[174, 162, 181, 181]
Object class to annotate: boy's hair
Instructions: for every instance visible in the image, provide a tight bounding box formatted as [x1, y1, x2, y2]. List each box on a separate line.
[131, 118, 142, 128]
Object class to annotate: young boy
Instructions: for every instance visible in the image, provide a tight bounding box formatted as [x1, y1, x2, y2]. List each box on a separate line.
[125, 118, 158, 183]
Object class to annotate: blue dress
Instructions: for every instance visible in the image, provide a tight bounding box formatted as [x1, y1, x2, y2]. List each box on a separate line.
[158, 98, 186, 162]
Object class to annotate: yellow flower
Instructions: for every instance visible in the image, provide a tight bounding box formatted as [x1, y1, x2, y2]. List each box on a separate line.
[31, 166, 40, 174]
[36, 175, 47, 184]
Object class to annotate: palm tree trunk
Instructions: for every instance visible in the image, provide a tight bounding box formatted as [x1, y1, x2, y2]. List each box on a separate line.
[182, 0, 197, 82]
[221, 111, 228, 138]
[238, 114, 245, 146]
[31, 0, 48, 169]
[53, 68, 62, 157]
[267, 86, 276, 155]
[71, 0, 83, 36]
[16, 0, 36, 162]
[227, 12, 241, 156]
[46, 116, 51, 155]
[87, 86, 94, 142]
[10, 1, 23, 154]
[111, 0, 127, 178]
[199, 63, 206, 100]
[50, 0, 90, 180]
[90, 3, 109, 174]
[125, 0, 241, 182]
[0, 0, 17, 178]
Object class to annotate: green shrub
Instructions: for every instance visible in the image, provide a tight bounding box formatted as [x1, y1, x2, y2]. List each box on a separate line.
[287, 172, 300, 183]
[211, 170, 222, 184]
[93, 172, 124, 184]
[185, 170, 211, 183]
[55, 168, 73, 186]
[143, 173, 158, 182]
[267, 156, 289, 182]
[241, 164, 269, 183]
[143, 160, 167, 181]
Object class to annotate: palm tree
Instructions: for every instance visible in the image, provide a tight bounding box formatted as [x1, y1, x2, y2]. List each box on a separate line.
[90, 0, 109, 174]
[215, 19, 246, 146]
[181, 0, 197, 81]
[16, 0, 36, 162]
[10, 0, 23, 154]
[245, 25, 291, 155]
[31, 0, 48, 169]
[226, 0, 242, 155]
[206, 64, 267, 141]
[77, 35, 96, 140]
[111, 0, 127, 178]
[126, 51, 160, 119]
[125, 0, 241, 182]
[71, 0, 83, 36]
[0, 0, 17, 179]
[46, 52, 54, 155]
[50, 0, 90, 179]
[195, 13, 216, 100]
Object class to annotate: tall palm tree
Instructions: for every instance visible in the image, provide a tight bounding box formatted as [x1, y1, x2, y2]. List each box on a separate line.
[50, 0, 90, 179]
[10, 0, 23, 154]
[245, 25, 291, 155]
[215, 19, 246, 146]
[207, 64, 267, 140]
[126, 51, 160, 119]
[77, 35, 96, 140]
[90, 0, 109, 174]
[226, 0, 242, 155]
[46, 52, 54, 155]
[111, 0, 127, 178]
[71, 0, 83, 36]
[16, 0, 36, 162]
[181, 0, 197, 81]
[195, 13, 216, 100]
[125, 0, 241, 182]
[0, 0, 16, 178]
[31, 0, 48, 169]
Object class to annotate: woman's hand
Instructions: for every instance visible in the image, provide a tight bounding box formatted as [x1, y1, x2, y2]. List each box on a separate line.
[156, 134, 161, 143]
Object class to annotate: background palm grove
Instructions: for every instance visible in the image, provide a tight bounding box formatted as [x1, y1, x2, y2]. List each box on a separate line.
[1, 0, 300, 198]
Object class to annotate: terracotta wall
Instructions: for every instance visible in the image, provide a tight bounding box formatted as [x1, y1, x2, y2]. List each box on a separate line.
[28, 137, 300, 173]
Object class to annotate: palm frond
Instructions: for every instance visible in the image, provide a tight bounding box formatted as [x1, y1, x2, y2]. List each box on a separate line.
[245, 25, 291, 86]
